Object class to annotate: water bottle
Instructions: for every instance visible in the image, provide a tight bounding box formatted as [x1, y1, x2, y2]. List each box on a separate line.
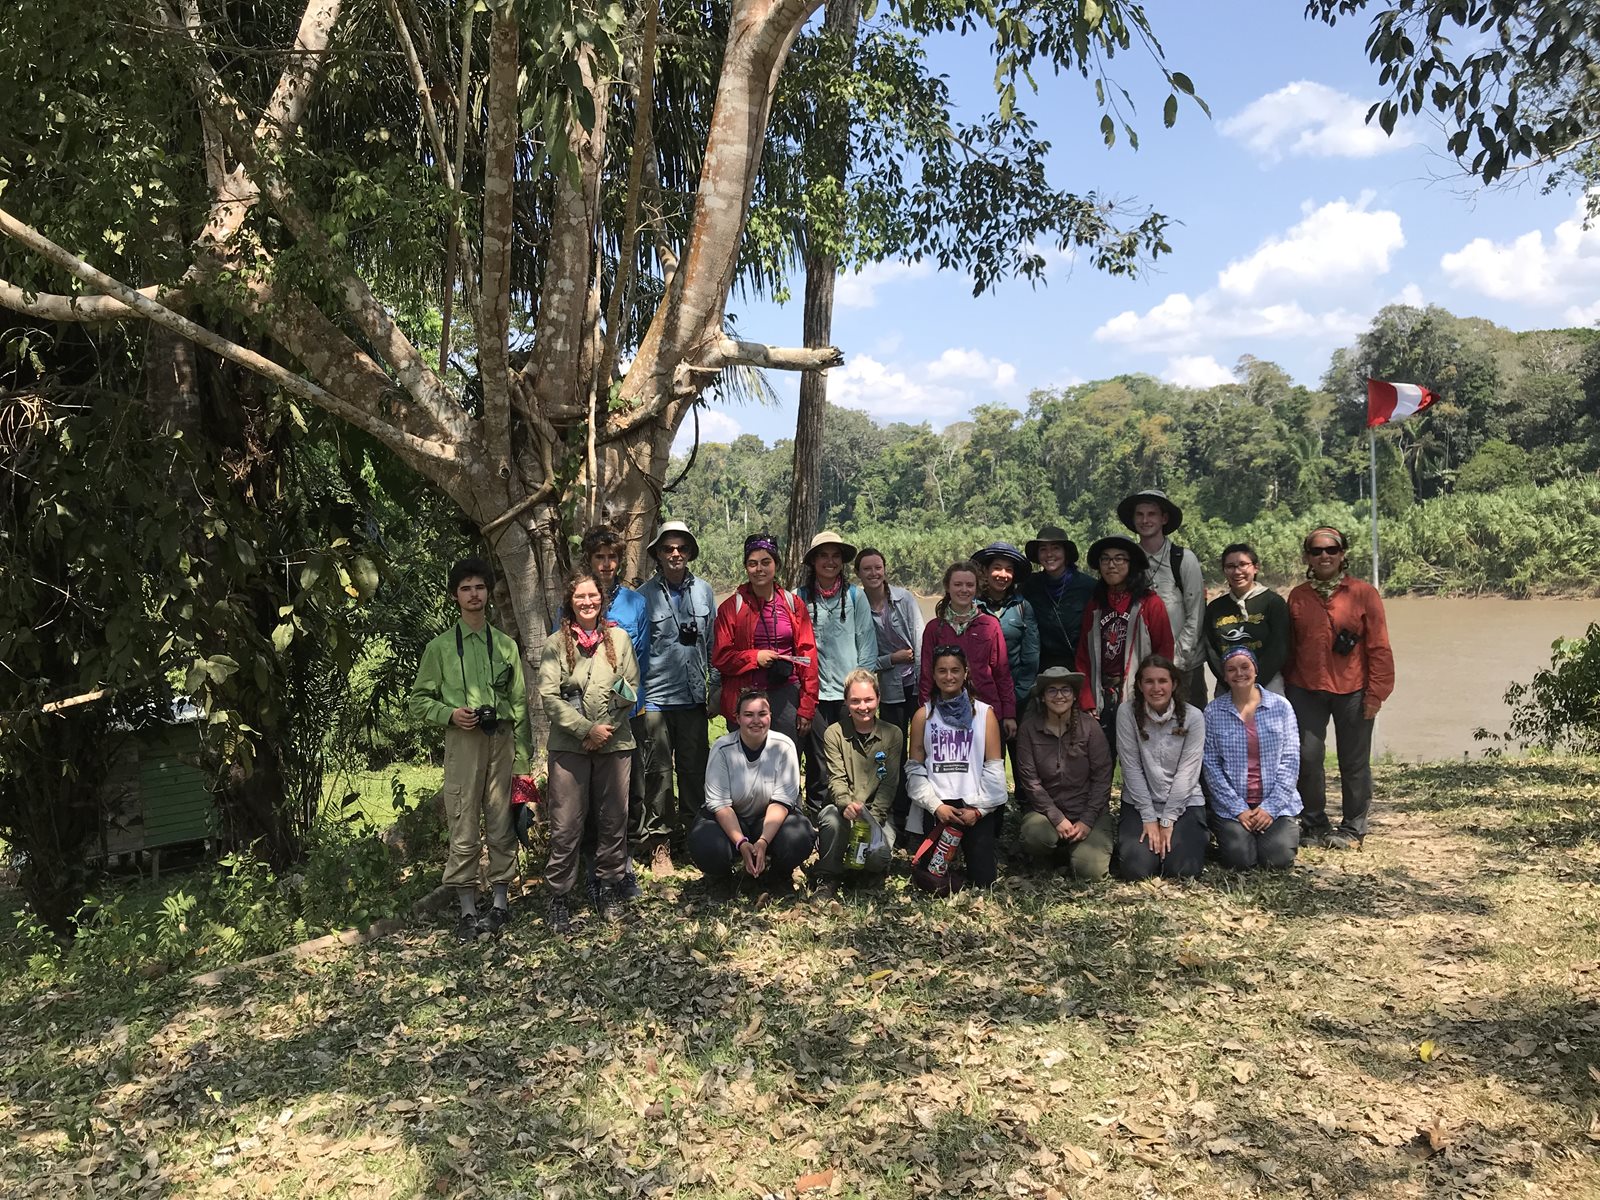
[847, 815, 871, 869]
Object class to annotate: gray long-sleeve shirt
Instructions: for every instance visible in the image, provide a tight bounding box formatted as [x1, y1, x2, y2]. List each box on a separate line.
[1145, 538, 1206, 672]
[1115, 701, 1206, 824]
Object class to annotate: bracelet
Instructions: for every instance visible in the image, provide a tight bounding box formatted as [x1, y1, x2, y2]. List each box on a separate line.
[756, 836, 769, 847]
[734, 836, 748, 850]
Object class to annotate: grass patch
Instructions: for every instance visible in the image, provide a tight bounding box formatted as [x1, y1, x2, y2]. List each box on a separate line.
[2, 760, 1598, 1197]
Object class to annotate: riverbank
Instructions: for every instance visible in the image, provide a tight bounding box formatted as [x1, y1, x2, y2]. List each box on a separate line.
[3, 759, 1596, 1197]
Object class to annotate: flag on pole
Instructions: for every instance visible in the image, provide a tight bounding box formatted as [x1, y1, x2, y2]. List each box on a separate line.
[1366, 378, 1438, 428]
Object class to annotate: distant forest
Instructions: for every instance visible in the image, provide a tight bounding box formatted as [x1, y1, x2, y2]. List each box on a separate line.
[662, 305, 1600, 594]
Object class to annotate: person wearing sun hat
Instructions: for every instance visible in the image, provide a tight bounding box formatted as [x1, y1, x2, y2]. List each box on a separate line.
[1022, 525, 1095, 672]
[1118, 488, 1206, 709]
[1015, 664, 1115, 879]
[635, 520, 719, 877]
[972, 541, 1039, 733]
[1074, 535, 1174, 762]
[796, 530, 878, 810]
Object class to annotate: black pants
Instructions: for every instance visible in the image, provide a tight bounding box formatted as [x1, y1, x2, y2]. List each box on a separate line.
[1115, 804, 1207, 880]
[878, 700, 914, 833]
[634, 707, 710, 844]
[1286, 685, 1373, 837]
[686, 808, 817, 878]
[804, 697, 845, 810]
[1096, 697, 1122, 768]
[1213, 813, 1299, 870]
[915, 808, 1003, 888]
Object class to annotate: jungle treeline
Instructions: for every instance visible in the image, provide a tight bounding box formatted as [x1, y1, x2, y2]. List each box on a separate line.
[664, 306, 1600, 593]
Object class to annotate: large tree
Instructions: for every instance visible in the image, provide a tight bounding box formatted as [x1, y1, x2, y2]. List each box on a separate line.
[0, 0, 1197, 702]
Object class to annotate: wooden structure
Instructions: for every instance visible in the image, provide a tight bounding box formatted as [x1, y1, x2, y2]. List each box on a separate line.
[97, 713, 214, 874]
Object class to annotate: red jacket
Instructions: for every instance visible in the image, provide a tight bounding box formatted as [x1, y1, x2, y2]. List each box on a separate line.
[712, 585, 820, 721]
[1074, 590, 1175, 711]
[918, 612, 1017, 720]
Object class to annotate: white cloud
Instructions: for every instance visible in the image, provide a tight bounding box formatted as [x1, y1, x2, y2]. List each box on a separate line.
[1392, 282, 1425, 307]
[1217, 194, 1404, 299]
[925, 347, 1018, 389]
[1567, 299, 1600, 327]
[1093, 290, 1367, 352]
[1162, 355, 1235, 388]
[1221, 80, 1422, 161]
[834, 259, 933, 309]
[1440, 197, 1600, 307]
[672, 408, 741, 455]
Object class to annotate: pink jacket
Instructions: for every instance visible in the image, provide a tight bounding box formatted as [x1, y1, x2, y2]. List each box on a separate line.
[918, 612, 1017, 721]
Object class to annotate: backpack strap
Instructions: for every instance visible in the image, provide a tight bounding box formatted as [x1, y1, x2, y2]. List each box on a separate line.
[1170, 544, 1186, 595]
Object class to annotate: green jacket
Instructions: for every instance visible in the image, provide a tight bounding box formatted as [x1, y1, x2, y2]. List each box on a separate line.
[537, 627, 640, 756]
[408, 619, 532, 768]
[822, 719, 903, 826]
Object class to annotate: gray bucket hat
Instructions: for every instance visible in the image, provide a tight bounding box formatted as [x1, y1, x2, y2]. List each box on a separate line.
[1117, 488, 1183, 535]
[972, 541, 1031, 575]
[1033, 664, 1086, 690]
[646, 520, 700, 561]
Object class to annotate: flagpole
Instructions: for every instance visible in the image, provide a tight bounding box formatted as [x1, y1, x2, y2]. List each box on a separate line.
[1365, 370, 1380, 589]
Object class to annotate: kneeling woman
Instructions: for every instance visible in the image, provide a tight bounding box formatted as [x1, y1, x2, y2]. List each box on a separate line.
[1016, 665, 1114, 879]
[905, 646, 1008, 888]
[539, 574, 641, 932]
[1203, 646, 1302, 871]
[1115, 655, 1207, 880]
[688, 689, 818, 889]
[814, 669, 902, 892]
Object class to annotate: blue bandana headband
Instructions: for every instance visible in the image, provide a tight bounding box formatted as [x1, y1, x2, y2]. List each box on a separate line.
[1221, 645, 1258, 668]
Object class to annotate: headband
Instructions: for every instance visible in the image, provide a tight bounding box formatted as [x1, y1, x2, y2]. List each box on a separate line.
[1303, 526, 1346, 552]
[1221, 645, 1258, 667]
[744, 535, 779, 556]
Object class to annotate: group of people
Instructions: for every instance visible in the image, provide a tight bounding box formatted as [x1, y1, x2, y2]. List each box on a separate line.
[409, 487, 1394, 938]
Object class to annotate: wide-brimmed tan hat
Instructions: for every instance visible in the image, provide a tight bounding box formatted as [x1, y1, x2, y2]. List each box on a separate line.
[1117, 488, 1183, 534]
[1025, 525, 1079, 565]
[803, 530, 858, 564]
[1034, 664, 1086, 690]
[646, 520, 700, 561]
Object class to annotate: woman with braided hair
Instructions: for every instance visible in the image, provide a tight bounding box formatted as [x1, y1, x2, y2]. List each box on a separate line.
[1115, 654, 1207, 880]
[538, 573, 640, 932]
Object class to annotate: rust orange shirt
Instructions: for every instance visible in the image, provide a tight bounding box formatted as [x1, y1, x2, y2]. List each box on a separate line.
[1284, 576, 1395, 704]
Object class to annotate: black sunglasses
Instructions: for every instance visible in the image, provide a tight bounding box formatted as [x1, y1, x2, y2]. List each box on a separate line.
[1306, 545, 1343, 556]
[932, 644, 967, 659]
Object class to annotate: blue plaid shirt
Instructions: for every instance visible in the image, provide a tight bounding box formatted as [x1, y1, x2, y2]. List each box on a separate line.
[1202, 689, 1303, 820]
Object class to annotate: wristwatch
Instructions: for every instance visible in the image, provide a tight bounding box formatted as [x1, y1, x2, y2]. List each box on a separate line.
[1158, 818, 1174, 830]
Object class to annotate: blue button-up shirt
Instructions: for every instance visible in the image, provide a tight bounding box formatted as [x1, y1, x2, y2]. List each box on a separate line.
[1201, 688, 1303, 820]
[638, 572, 718, 709]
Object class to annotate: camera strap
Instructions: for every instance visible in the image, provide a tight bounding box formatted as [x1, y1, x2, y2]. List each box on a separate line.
[456, 621, 498, 706]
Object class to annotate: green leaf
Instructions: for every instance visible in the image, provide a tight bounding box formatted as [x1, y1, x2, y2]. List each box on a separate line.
[1163, 94, 1178, 128]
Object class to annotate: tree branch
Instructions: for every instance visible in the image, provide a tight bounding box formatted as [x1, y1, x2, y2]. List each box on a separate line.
[701, 336, 844, 372]
[0, 277, 189, 323]
[0, 206, 456, 466]
[381, 0, 453, 189]
[476, 1, 519, 468]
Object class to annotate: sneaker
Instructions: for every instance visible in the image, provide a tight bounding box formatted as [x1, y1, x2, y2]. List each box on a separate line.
[483, 905, 512, 936]
[585, 873, 604, 912]
[649, 843, 674, 879]
[546, 894, 573, 934]
[1301, 824, 1333, 849]
[615, 863, 643, 902]
[1326, 830, 1363, 851]
[454, 912, 484, 943]
[597, 883, 625, 924]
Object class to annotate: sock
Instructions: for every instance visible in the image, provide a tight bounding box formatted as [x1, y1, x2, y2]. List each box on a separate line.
[457, 887, 477, 917]
[492, 883, 509, 910]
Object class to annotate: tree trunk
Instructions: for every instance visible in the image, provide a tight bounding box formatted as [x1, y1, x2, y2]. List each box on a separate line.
[783, 0, 861, 583]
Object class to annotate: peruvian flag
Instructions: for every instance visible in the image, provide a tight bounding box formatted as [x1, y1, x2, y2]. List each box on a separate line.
[1366, 378, 1438, 428]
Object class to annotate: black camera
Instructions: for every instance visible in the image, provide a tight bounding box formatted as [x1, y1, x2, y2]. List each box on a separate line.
[678, 624, 700, 646]
[559, 682, 583, 704]
[1331, 628, 1360, 656]
[473, 704, 500, 733]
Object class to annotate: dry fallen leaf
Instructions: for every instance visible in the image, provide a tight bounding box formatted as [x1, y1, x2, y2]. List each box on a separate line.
[1229, 1060, 1257, 1084]
[1418, 1039, 1437, 1062]
[795, 1168, 835, 1192]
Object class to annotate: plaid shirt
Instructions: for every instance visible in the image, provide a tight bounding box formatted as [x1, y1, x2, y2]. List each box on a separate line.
[1201, 689, 1303, 820]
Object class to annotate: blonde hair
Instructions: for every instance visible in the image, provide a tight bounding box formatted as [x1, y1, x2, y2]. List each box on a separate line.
[842, 668, 881, 701]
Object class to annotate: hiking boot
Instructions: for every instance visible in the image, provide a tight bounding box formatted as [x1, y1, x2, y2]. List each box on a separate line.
[585, 873, 604, 912]
[546, 894, 574, 934]
[597, 882, 625, 924]
[454, 912, 484, 943]
[615, 863, 644, 901]
[483, 905, 512, 936]
[649, 842, 675, 879]
[1301, 824, 1333, 849]
[811, 876, 841, 903]
[1326, 830, 1363, 851]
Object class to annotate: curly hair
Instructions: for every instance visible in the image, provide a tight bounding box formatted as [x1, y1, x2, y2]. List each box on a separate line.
[1130, 654, 1188, 741]
[558, 573, 619, 672]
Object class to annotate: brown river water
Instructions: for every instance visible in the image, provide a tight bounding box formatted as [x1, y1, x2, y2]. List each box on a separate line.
[902, 594, 1600, 762]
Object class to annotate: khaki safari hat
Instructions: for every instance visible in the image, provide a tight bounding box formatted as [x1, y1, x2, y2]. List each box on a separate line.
[803, 530, 858, 564]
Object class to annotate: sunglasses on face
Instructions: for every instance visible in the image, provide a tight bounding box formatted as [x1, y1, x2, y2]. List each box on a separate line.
[1306, 545, 1343, 556]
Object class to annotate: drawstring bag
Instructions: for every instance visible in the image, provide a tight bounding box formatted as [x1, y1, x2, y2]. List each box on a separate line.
[912, 822, 967, 895]
[511, 775, 541, 850]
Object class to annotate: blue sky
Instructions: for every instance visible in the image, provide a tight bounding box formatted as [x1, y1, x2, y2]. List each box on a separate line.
[677, 0, 1599, 452]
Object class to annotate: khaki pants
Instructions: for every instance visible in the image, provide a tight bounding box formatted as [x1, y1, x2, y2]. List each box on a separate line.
[546, 750, 631, 897]
[441, 724, 518, 888]
[1018, 808, 1114, 880]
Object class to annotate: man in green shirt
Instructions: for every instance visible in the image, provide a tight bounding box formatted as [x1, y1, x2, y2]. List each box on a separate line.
[408, 557, 531, 941]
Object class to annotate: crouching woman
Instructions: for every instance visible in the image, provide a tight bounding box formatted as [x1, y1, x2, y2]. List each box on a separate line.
[905, 645, 1008, 888]
[1016, 665, 1115, 880]
[688, 689, 818, 890]
[1203, 646, 1302, 871]
[814, 670, 902, 893]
